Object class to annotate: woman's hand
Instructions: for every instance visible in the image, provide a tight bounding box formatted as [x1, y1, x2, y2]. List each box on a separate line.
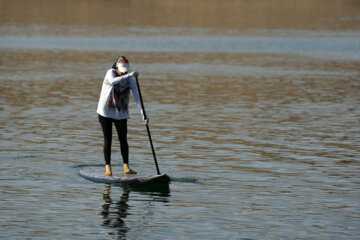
[141, 109, 150, 125]
[129, 71, 139, 78]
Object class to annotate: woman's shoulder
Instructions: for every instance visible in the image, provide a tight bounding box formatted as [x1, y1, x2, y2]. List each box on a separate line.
[106, 68, 116, 74]
[105, 68, 117, 77]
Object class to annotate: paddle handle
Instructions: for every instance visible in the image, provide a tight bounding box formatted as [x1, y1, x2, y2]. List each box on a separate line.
[135, 77, 161, 175]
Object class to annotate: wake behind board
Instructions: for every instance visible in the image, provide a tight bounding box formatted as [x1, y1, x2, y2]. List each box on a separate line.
[79, 169, 170, 185]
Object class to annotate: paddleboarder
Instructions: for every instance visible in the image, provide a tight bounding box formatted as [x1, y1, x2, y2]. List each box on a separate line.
[97, 56, 149, 176]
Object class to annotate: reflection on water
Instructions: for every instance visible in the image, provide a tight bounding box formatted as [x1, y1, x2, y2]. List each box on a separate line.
[100, 184, 170, 239]
[101, 184, 130, 239]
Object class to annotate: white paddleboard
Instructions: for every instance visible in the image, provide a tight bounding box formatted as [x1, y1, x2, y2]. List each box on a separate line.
[79, 169, 170, 185]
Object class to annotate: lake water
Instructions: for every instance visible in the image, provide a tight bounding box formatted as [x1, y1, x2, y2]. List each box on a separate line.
[1, 0, 360, 239]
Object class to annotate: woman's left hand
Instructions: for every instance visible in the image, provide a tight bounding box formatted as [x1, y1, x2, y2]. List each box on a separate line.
[129, 71, 139, 78]
[141, 109, 149, 125]
[143, 117, 150, 125]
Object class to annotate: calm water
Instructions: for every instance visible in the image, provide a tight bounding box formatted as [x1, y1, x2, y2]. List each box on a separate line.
[1, 0, 360, 239]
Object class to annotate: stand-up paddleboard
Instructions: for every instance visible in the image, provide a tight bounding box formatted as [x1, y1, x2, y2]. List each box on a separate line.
[79, 169, 170, 185]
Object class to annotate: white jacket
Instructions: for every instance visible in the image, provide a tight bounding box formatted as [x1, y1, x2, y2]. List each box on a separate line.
[97, 69, 143, 120]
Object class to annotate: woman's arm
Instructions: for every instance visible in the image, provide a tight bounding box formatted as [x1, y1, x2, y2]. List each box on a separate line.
[130, 77, 143, 110]
[105, 69, 132, 85]
[130, 75, 149, 124]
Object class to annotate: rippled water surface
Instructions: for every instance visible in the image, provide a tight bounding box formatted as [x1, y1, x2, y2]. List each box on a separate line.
[1, 0, 360, 239]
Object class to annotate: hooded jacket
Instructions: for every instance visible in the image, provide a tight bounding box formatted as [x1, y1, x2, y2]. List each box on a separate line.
[97, 69, 143, 120]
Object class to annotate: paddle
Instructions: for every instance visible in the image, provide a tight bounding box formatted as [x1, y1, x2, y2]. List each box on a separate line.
[135, 76, 161, 175]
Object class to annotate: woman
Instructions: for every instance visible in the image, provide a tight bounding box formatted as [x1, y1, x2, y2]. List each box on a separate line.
[97, 56, 149, 176]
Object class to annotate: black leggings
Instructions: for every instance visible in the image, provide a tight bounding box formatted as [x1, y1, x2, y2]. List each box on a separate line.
[99, 115, 128, 165]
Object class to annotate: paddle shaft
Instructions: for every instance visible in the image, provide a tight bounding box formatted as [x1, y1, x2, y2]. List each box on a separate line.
[135, 77, 161, 175]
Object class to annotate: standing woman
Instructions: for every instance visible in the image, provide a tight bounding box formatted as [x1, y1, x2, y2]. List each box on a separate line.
[97, 56, 149, 176]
